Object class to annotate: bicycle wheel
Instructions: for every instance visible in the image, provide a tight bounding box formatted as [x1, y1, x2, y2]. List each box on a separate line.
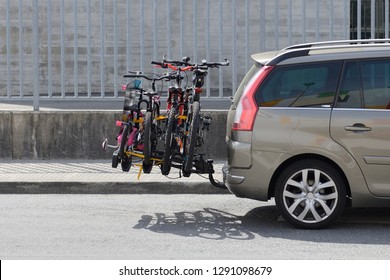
[183, 101, 200, 176]
[161, 106, 177, 175]
[119, 123, 130, 159]
[119, 123, 132, 172]
[142, 111, 153, 173]
[121, 154, 132, 172]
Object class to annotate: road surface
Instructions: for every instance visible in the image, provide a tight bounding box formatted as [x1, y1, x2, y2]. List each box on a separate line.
[1, 194, 390, 259]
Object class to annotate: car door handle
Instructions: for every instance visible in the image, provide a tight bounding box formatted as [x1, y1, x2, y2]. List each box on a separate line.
[344, 123, 372, 132]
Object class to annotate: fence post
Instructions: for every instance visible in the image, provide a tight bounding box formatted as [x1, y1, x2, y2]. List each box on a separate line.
[6, 0, 11, 98]
[33, 0, 40, 111]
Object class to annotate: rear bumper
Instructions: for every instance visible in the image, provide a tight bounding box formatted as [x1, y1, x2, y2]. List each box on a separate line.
[222, 163, 268, 201]
[222, 164, 245, 185]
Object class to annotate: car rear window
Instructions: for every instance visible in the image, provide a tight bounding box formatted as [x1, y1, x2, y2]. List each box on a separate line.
[231, 62, 263, 106]
[255, 62, 342, 107]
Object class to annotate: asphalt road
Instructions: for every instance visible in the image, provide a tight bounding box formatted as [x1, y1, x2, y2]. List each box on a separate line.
[2, 194, 390, 260]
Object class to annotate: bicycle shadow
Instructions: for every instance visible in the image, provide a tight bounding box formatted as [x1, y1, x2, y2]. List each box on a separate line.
[133, 206, 390, 244]
[133, 207, 280, 240]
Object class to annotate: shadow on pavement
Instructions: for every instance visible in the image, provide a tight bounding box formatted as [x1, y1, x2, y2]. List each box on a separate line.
[133, 206, 390, 244]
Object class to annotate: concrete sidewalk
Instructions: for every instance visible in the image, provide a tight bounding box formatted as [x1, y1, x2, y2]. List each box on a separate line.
[0, 159, 229, 194]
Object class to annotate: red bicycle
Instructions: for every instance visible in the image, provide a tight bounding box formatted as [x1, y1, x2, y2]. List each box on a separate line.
[151, 56, 229, 178]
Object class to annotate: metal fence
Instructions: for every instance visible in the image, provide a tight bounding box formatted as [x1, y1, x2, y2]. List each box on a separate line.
[350, 0, 390, 39]
[1, 0, 383, 110]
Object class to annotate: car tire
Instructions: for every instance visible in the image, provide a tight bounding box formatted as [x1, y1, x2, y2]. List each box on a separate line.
[274, 159, 346, 229]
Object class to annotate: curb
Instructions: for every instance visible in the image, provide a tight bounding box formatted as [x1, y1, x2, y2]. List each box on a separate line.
[0, 181, 230, 194]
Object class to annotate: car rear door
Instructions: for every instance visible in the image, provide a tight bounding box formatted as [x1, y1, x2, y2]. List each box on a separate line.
[330, 59, 390, 197]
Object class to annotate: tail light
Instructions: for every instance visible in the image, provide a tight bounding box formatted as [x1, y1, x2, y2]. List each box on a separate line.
[232, 65, 274, 131]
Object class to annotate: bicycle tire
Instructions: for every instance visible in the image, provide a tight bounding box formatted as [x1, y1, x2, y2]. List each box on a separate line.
[161, 106, 177, 175]
[183, 101, 200, 176]
[119, 123, 132, 172]
[121, 155, 132, 172]
[143, 111, 153, 170]
[119, 123, 130, 159]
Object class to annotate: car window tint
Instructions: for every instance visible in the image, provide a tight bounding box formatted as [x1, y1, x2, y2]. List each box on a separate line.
[256, 62, 341, 107]
[336, 61, 362, 108]
[360, 59, 390, 109]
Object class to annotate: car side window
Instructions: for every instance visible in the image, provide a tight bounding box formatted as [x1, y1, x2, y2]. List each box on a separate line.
[336, 61, 363, 108]
[360, 59, 390, 109]
[256, 62, 341, 107]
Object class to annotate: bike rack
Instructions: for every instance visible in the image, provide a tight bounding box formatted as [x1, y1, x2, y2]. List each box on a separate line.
[103, 58, 229, 190]
[102, 138, 226, 189]
[190, 154, 227, 189]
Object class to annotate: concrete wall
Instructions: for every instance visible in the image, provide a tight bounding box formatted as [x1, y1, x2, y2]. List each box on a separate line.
[0, 110, 227, 160]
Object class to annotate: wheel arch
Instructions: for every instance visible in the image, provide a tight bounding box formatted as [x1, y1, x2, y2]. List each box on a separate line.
[268, 154, 352, 206]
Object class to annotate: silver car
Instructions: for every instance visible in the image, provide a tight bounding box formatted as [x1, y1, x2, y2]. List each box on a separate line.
[223, 39, 390, 229]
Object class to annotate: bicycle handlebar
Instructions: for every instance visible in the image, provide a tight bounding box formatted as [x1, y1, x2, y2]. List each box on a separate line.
[123, 71, 170, 81]
[198, 58, 230, 68]
[151, 60, 193, 72]
[151, 56, 229, 71]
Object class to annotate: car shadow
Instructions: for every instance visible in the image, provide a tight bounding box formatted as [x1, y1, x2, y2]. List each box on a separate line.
[133, 206, 390, 244]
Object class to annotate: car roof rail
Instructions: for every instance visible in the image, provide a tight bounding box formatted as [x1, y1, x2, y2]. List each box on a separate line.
[266, 39, 390, 65]
[283, 39, 390, 51]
